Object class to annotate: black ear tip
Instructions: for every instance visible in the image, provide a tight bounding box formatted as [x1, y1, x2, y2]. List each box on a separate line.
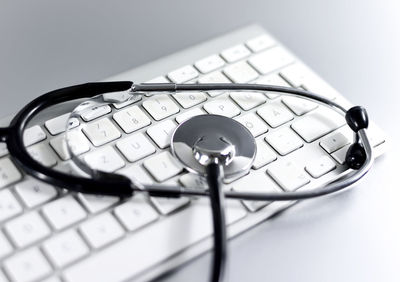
[345, 143, 367, 170]
[345, 106, 369, 132]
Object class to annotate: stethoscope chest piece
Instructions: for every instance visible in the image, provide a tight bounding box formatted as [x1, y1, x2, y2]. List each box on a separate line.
[171, 114, 257, 180]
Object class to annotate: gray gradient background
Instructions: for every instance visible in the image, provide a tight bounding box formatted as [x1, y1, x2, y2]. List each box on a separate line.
[1, 1, 400, 281]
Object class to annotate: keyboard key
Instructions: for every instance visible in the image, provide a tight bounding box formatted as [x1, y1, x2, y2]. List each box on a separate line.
[280, 64, 337, 99]
[113, 105, 151, 134]
[63, 201, 245, 282]
[108, 90, 141, 109]
[55, 161, 89, 177]
[27, 143, 57, 167]
[43, 230, 89, 268]
[252, 139, 277, 169]
[80, 105, 112, 122]
[4, 248, 52, 282]
[203, 97, 241, 118]
[221, 44, 251, 63]
[246, 34, 275, 52]
[80, 213, 125, 249]
[198, 70, 231, 84]
[117, 165, 153, 185]
[0, 189, 23, 222]
[197, 71, 231, 97]
[143, 151, 182, 182]
[50, 131, 90, 160]
[78, 193, 120, 214]
[84, 146, 125, 173]
[331, 144, 350, 165]
[176, 108, 205, 124]
[15, 178, 58, 208]
[257, 102, 294, 128]
[257, 73, 291, 87]
[248, 47, 293, 75]
[82, 118, 121, 146]
[23, 125, 46, 147]
[0, 158, 21, 188]
[232, 170, 281, 212]
[256, 73, 290, 99]
[146, 76, 170, 83]
[146, 119, 177, 149]
[5, 212, 51, 248]
[179, 173, 208, 189]
[45, 113, 79, 135]
[280, 63, 309, 87]
[0, 143, 8, 157]
[235, 113, 269, 137]
[172, 91, 207, 108]
[42, 195, 87, 230]
[265, 127, 303, 156]
[0, 231, 13, 259]
[320, 129, 352, 153]
[114, 198, 159, 231]
[267, 160, 310, 191]
[142, 95, 180, 121]
[116, 133, 156, 162]
[195, 54, 225, 73]
[151, 196, 190, 215]
[303, 80, 338, 100]
[282, 96, 318, 115]
[223, 61, 258, 83]
[305, 155, 336, 178]
[150, 177, 190, 215]
[230, 91, 266, 110]
[168, 65, 199, 83]
[291, 109, 345, 142]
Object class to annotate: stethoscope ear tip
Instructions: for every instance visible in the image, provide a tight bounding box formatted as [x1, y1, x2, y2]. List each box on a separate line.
[345, 142, 367, 170]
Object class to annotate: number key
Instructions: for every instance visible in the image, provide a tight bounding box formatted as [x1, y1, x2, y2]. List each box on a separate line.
[142, 95, 180, 121]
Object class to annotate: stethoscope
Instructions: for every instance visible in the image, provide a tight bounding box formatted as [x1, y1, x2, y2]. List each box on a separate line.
[0, 81, 373, 282]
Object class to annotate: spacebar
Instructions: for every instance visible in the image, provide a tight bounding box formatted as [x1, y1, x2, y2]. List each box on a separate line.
[64, 202, 245, 282]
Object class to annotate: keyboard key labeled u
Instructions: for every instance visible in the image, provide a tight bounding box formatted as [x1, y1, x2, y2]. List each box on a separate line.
[116, 133, 156, 162]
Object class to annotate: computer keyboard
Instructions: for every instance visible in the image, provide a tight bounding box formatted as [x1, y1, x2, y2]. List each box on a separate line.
[0, 24, 387, 282]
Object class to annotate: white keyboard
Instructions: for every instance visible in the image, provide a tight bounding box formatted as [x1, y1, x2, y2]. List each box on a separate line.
[0, 24, 387, 282]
